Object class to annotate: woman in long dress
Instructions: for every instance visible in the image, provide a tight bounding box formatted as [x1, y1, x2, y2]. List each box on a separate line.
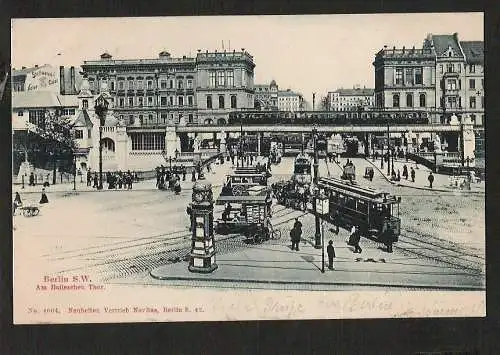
[40, 188, 49, 204]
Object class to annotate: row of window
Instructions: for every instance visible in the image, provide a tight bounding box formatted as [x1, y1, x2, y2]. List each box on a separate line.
[89, 78, 194, 91]
[392, 93, 427, 108]
[395, 67, 424, 85]
[208, 70, 235, 87]
[437, 96, 484, 109]
[443, 78, 484, 90]
[117, 95, 195, 107]
[131, 133, 166, 151]
[439, 63, 482, 74]
[206, 94, 237, 109]
[118, 113, 196, 126]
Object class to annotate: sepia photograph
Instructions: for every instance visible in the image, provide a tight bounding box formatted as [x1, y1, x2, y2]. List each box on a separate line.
[11, 13, 485, 324]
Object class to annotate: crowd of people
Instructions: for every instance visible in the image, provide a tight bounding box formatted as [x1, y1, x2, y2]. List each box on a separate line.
[155, 165, 185, 194]
[86, 170, 138, 190]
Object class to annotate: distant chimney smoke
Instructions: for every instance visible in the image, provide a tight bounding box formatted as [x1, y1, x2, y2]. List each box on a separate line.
[60, 66, 65, 95]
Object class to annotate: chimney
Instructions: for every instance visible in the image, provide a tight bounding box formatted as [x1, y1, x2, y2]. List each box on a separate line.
[60, 66, 65, 95]
[35, 64, 38, 68]
[21, 66, 26, 69]
[70, 66, 75, 94]
[402, 46, 405, 53]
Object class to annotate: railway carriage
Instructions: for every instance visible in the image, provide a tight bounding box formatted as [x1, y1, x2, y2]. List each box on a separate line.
[317, 177, 401, 242]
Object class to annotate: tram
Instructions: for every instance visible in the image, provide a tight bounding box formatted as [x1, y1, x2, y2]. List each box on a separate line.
[317, 177, 401, 241]
[293, 154, 312, 186]
[316, 135, 328, 158]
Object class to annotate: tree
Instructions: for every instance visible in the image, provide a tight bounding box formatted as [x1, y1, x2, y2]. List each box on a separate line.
[34, 109, 78, 185]
[319, 95, 329, 111]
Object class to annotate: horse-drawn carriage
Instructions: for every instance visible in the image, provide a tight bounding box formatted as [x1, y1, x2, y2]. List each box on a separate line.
[272, 180, 310, 211]
[220, 172, 268, 197]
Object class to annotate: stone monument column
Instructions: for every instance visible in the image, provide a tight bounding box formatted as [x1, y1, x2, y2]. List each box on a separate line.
[188, 182, 217, 273]
[461, 114, 476, 167]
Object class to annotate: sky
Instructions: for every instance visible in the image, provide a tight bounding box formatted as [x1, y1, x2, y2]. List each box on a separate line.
[12, 13, 483, 102]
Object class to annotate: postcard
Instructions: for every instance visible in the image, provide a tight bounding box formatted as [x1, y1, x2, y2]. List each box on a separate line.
[11, 13, 485, 324]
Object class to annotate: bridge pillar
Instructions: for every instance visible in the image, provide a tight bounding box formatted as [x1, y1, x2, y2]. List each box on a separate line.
[257, 132, 261, 156]
[461, 115, 476, 167]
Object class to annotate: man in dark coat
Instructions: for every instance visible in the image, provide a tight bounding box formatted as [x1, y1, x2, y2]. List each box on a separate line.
[29, 172, 35, 186]
[327, 240, 336, 270]
[402, 164, 408, 180]
[350, 226, 362, 253]
[290, 226, 300, 251]
[410, 167, 415, 183]
[428, 172, 434, 188]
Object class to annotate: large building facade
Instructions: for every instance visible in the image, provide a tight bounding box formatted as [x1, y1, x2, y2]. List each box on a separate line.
[74, 49, 256, 171]
[277, 89, 303, 112]
[328, 86, 375, 111]
[373, 33, 484, 127]
[254, 80, 279, 110]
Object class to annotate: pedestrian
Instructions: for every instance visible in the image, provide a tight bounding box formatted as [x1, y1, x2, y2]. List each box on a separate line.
[428, 172, 434, 188]
[29, 172, 35, 186]
[13, 192, 22, 215]
[174, 179, 181, 195]
[87, 171, 92, 186]
[397, 170, 401, 181]
[191, 169, 197, 182]
[182, 165, 186, 181]
[327, 240, 336, 270]
[186, 203, 193, 231]
[369, 168, 374, 181]
[39, 188, 49, 204]
[402, 164, 408, 180]
[290, 226, 300, 251]
[93, 172, 99, 188]
[381, 229, 395, 253]
[348, 225, 362, 253]
[410, 167, 415, 183]
[332, 210, 340, 234]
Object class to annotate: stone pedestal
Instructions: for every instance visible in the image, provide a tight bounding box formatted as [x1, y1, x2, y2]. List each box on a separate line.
[165, 125, 181, 158]
[17, 161, 33, 184]
[461, 115, 476, 167]
[188, 182, 217, 273]
[115, 124, 128, 171]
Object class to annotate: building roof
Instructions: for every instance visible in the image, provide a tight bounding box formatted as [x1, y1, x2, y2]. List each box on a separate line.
[71, 109, 93, 127]
[278, 90, 300, 97]
[427, 34, 464, 58]
[12, 91, 78, 109]
[12, 64, 50, 76]
[332, 88, 374, 96]
[460, 41, 484, 65]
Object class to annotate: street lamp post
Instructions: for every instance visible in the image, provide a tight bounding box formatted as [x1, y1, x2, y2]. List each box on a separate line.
[386, 123, 391, 176]
[315, 192, 329, 273]
[312, 125, 322, 249]
[73, 154, 76, 191]
[94, 94, 109, 190]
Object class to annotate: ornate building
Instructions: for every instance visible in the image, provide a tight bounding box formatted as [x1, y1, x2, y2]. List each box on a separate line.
[373, 45, 436, 117]
[277, 89, 303, 112]
[374, 33, 484, 127]
[254, 79, 278, 110]
[75, 49, 256, 171]
[327, 86, 375, 111]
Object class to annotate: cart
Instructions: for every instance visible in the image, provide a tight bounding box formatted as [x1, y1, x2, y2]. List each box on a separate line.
[18, 204, 40, 217]
[214, 195, 270, 243]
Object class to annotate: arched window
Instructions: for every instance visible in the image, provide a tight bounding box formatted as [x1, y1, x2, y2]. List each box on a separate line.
[392, 94, 400, 108]
[82, 99, 88, 109]
[129, 115, 134, 125]
[217, 118, 226, 125]
[419, 93, 426, 107]
[102, 138, 115, 152]
[406, 93, 413, 107]
[219, 95, 225, 109]
[206, 95, 212, 109]
[204, 118, 213, 125]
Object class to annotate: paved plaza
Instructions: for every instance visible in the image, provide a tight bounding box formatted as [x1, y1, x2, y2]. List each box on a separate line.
[12, 156, 485, 291]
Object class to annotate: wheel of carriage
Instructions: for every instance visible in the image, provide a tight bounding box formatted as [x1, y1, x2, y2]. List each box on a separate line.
[32, 208, 39, 216]
[22, 208, 30, 217]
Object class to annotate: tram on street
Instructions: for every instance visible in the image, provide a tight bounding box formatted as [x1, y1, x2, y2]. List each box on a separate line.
[292, 153, 312, 186]
[317, 177, 401, 241]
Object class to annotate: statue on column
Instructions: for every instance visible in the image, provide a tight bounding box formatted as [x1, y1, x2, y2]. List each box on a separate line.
[433, 134, 442, 153]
